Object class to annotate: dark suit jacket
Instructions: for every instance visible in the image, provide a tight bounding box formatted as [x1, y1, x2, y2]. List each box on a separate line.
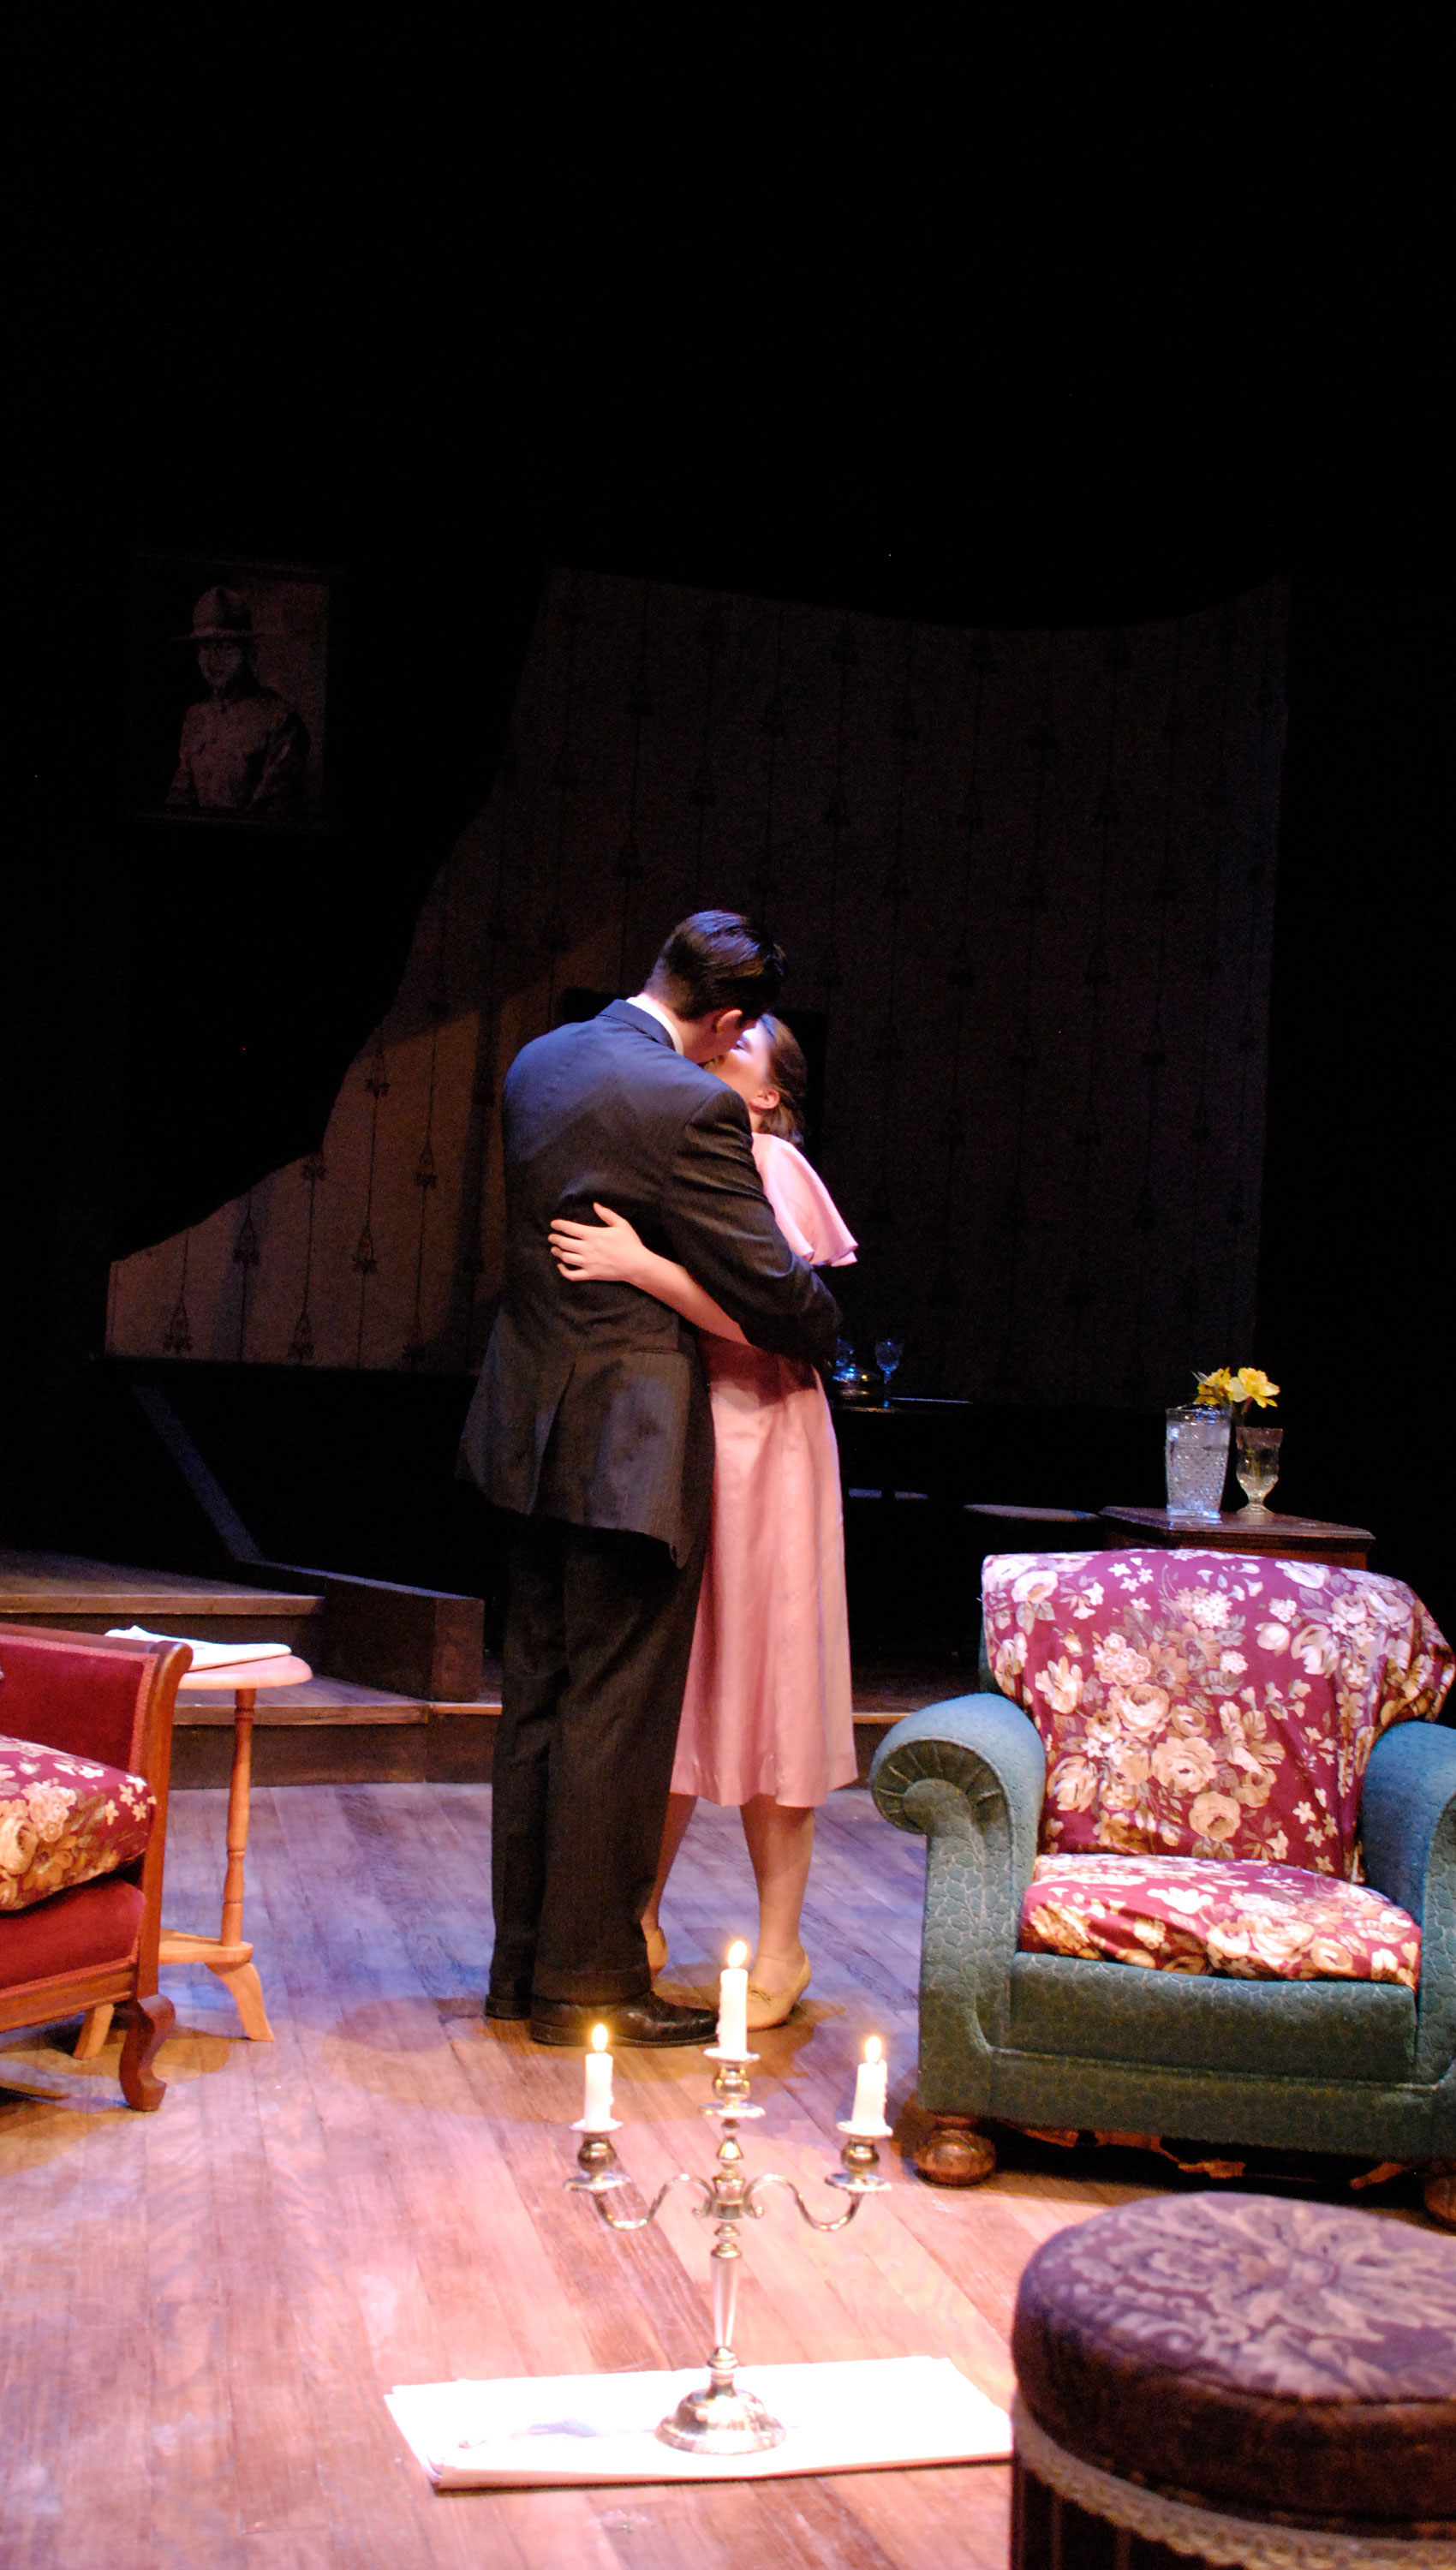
[459, 1000, 841, 1561]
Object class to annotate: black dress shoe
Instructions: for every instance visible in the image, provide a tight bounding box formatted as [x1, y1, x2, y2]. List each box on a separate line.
[530, 1992, 719, 2048]
[484, 1988, 532, 2021]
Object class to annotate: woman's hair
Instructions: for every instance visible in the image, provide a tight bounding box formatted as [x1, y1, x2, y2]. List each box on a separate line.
[756, 1015, 809, 1145]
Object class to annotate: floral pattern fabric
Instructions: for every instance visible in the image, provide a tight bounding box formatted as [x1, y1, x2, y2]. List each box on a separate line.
[0, 1733, 154, 1913]
[1021, 1851, 1422, 1987]
[982, 1550, 1453, 1874]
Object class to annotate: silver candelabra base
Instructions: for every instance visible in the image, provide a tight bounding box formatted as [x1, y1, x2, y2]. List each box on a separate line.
[566, 2046, 890, 2455]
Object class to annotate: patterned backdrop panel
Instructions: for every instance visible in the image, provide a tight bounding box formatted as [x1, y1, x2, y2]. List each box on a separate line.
[108, 569, 1286, 1402]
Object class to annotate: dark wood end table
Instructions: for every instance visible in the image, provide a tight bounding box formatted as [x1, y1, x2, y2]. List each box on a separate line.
[1099, 1506, 1373, 1569]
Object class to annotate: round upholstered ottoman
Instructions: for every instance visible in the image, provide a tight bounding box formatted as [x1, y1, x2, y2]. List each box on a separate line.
[1011, 2193, 1456, 2567]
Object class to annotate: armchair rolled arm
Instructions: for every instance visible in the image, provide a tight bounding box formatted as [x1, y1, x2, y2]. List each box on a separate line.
[871, 1696, 1045, 2092]
[1361, 1723, 1456, 1924]
[1361, 1722, 1456, 2089]
[871, 1694, 1046, 1861]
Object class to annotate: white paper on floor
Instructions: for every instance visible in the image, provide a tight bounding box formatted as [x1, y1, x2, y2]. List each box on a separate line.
[386, 2355, 1011, 2489]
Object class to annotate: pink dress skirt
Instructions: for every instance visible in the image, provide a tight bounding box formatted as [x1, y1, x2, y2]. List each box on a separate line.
[671, 1136, 858, 1808]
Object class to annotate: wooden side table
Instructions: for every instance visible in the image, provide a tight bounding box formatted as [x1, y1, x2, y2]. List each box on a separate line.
[1100, 1505, 1374, 1569]
[75, 1652, 311, 2058]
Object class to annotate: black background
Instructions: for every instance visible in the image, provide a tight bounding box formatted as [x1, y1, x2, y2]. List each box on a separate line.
[6, 44, 1448, 1623]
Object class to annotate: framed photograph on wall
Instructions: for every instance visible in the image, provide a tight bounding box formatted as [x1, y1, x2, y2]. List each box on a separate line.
[129, 553, 334, 826]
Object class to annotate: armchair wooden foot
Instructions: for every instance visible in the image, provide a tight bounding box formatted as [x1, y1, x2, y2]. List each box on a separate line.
[913, 2113, 997, 2186]
[116, 1993, 176, 2113]
[1423, 2167, 1456, 2230]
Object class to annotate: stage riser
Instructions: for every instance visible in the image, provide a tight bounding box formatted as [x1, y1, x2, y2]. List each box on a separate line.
[0, 1551, 483, 1703]
[2, 1551, 922, 1790]
[170, 1711, 899, 1790]
[171, 1716, 486, 1789]
[6, 1610, 320, 1649]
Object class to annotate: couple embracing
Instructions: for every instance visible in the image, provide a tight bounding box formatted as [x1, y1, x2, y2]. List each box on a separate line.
[460, 911, 858, 2048]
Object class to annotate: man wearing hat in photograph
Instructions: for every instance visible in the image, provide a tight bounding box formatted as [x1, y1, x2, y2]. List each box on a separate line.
[167, 584, 310, 819]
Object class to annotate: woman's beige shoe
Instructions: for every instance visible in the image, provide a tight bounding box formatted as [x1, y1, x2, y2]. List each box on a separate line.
[643, 1922, 669, 1977]
[744, 1951, 812, 2031]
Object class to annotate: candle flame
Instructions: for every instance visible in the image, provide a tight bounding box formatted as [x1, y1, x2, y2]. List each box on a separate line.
[591, 2023, 608, 2052]
[726, 1940, 748, 1969]
[864, 2035, 882, 2064]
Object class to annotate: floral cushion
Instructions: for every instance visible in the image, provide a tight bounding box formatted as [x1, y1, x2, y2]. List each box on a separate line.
[0, 1734, 154, 1914]
[1020, 1852, 1422, 1987]
[982, 1550, 1453, 1874]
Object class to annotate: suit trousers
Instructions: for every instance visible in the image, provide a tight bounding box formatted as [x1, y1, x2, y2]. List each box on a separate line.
[489, 1512, 709, 2005]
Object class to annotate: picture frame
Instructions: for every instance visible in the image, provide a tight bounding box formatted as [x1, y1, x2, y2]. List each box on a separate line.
[128, 552, 334, 828]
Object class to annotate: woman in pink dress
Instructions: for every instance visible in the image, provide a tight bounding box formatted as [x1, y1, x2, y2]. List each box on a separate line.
[549, 1018, 857, 2029]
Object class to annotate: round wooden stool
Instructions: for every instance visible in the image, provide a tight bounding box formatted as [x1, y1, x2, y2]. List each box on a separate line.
[1011, 2192, 1456, 2567]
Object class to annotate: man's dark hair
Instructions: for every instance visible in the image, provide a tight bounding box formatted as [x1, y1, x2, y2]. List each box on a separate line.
[646, 911, 786, 1022]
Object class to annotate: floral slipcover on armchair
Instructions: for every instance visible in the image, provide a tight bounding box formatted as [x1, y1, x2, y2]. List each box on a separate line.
[869, 1551, 1456, 2220]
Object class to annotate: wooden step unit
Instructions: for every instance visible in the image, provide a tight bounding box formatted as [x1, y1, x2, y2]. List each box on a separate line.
[171, 1674, 504, 1786]
[170, 1659, 973, 1787]
[0, 1548, 485, 1748]
[2, 1548, 971, 1788]
[0, 1550, 321, 1649]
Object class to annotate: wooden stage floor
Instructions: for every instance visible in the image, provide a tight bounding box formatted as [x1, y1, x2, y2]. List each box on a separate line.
[0, 1784, 1423, 2569]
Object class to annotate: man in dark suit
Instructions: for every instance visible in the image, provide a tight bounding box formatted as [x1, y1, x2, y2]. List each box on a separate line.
[461, 912, 840, 2046]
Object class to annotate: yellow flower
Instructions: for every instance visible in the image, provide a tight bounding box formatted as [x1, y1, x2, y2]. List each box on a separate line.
[1193, 1363, 1280, 1408]
[1232, 1366, 1279, 1408]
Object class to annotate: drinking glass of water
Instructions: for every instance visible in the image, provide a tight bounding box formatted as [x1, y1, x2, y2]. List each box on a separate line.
[1165, 1404, 1231, 1519]
[1235, 1422, 1283, 1515]
[874, 1337, 904, 1400]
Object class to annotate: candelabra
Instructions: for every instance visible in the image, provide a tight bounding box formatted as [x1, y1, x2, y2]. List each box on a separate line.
[567, 2046, 889, 2456]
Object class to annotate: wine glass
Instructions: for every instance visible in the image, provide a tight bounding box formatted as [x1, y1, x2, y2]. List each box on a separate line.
[1234, 1422, 1282, 1515]
[874, 1336, 904, 1402]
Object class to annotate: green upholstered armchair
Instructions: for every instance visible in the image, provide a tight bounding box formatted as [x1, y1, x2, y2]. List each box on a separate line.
[870, 1551, 1456, 2226]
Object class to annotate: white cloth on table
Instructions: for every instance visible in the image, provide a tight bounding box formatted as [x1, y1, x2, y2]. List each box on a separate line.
[105, 1626, 293, 1670]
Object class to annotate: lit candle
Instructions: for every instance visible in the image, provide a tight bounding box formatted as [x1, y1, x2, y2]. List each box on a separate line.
[582, 2022, 614, 2127]
[847, 2035, 890, 2135]
[717, 1940, 749, 2056]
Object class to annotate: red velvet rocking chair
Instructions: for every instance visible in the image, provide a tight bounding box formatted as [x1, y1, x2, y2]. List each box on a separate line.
[0, 1625, 189, 2110]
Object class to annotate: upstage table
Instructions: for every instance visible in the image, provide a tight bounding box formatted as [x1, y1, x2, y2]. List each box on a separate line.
[1101, 1505, 1373, 1569]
